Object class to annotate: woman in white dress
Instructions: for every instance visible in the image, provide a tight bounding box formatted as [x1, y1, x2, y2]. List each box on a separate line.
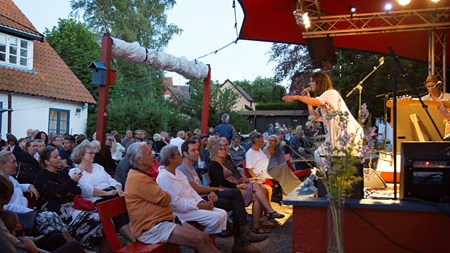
[283, 72, 363, 166]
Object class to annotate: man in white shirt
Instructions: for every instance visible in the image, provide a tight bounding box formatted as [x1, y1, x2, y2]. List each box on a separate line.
[169, 131, 186, 154]
[421, 75, 450, 101]
[156, 145, 227, 235]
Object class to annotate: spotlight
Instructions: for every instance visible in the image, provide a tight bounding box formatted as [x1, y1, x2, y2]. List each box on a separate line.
[397, 0, 411, 6]
[348, 5, 356, 18]
[302, 12, 311, 29]
[348, 5, 356, 14]
[430, 0, 440, 2]
[385, 3, 393, 12]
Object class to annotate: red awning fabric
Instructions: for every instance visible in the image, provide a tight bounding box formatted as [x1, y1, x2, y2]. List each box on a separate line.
[238, 0, 450, 63]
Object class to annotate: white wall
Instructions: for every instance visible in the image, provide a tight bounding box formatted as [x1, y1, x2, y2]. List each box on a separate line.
[221, 81, 256, 111]
[0, 92, 89, 139]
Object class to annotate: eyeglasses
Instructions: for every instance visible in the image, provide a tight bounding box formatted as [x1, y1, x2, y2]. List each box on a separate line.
[425, 85, 435, 88]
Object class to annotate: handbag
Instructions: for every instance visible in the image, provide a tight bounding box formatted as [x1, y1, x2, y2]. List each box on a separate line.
[72, 195, 95, 211]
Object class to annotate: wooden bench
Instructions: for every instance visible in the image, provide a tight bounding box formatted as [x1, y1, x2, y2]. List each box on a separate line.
[96, 196, 181, 253]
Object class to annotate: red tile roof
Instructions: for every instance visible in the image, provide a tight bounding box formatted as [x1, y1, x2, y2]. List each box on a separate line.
[0, 0, 96, 104]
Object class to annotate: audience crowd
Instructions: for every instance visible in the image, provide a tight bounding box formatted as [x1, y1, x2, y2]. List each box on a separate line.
[0, 115, 312, 253]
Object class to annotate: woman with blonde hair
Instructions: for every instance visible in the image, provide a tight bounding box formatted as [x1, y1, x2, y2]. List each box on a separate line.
[209, 144, 282, 234]
[69, 140, 134, 244]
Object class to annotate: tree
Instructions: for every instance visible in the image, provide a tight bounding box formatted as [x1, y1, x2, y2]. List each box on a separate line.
[234, 77, 286, 103]
[184, 80, 251, 133]
[44, 18, 101, 100]
[70, 0, 181, 49]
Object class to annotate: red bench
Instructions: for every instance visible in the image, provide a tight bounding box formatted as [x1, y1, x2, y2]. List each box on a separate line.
[96, 196, 181, 253]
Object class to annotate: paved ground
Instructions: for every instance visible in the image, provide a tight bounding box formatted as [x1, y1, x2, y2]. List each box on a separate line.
[181, 201, 294, 253]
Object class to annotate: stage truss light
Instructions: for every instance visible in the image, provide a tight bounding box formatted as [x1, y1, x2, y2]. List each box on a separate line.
[385, 3, 393, 13]
[397, 0, 411, 6]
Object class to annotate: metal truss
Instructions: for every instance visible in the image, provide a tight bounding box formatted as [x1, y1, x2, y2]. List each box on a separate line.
[294, 7, 450, 38]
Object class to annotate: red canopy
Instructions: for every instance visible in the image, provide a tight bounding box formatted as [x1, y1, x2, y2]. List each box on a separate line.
[238, 0, 450, 63]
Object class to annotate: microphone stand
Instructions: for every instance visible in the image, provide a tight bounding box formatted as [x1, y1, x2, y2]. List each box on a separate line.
[346, 57, 385, 123]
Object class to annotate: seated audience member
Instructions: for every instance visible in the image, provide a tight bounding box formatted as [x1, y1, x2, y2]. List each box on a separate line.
[229, 135, 246, 168]
[58, 135, 75, 168]
[6, 134, 21, 156]
[264, 135, 301, 195]
[289, 127, 314, 170]
[34, 146, 103, 248]
[246, 133, 285, 220]
[0, 173, 84, 253]
[153, 133, 167, 153]
[14, 140, 40, 184]
[0, 151, 39, 230]
[48, 135, 63, 149]
[217, 137, 285, 233]
[124, 142, 219, 253]
[34, 139, 45, 162]
[177, 141, 268, 251]
[110, 135, 125, 161]
[115, 157, 131, 188]
[68, 140, 134, 244]
[169, 131, 185, 154]
[91, 137, 117, 176]
[156, 145, 228, 235]
[34, 131, 49, 146]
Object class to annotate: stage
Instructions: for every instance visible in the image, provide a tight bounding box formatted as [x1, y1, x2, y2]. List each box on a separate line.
[283, 188, 450, 253]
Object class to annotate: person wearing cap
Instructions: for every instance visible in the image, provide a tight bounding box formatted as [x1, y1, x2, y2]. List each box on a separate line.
[421, 75, 450, 101]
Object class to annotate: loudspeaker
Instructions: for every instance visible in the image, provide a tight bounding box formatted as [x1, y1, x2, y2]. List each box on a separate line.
[401, 142, 450, 202]
[306, 37, 337, 68]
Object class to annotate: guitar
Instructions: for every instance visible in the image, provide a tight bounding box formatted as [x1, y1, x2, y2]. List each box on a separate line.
[444, 119, 450, 141]
[410, 114, 426, 141]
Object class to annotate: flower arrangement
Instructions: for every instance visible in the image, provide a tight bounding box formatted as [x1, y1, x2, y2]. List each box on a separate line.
[305, 102, 376, 253]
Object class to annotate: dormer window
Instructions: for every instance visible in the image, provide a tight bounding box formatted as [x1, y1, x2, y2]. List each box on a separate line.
[0, 33, 33, 70]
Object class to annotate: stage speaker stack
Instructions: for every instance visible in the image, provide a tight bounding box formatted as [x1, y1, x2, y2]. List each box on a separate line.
[306, 37, 337, 68]
[401, 142, 450, 202]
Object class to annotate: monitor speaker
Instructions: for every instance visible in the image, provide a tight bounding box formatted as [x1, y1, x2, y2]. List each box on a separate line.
[306, 37, 337, 68]
[401, 142, 450, 202]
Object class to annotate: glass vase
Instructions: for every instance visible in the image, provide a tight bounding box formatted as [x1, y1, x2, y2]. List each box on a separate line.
[327, 195, 344, 253]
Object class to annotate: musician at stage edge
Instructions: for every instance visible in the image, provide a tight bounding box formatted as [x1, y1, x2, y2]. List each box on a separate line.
[421, 75, 450, 101]
[421, 75, 450, 121]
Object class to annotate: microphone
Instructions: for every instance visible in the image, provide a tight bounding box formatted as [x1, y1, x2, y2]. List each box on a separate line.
[301, 87, 311, 96]
[379, 56, 384, 65]
[433, 81, 442, 89]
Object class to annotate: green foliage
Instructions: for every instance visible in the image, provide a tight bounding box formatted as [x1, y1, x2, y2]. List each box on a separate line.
[86, 95, 199, 137]
[234, 77, 286, 103]
[44, 18, 101, 100]
[183, 80, 251, 133]
[256, 102, 300, 110]
[70, 0, 181, 49]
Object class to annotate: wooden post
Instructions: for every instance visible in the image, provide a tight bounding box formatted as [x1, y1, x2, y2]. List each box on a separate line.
[201, 66, 211, 134]
[95, 33, 112, 153]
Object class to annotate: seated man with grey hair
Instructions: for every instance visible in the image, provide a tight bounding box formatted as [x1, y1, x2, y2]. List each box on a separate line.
[156, 145, 227, 236]
[124, 142, 218, 253]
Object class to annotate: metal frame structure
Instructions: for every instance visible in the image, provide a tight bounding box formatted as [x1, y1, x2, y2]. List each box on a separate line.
[295, 1, 450, 91]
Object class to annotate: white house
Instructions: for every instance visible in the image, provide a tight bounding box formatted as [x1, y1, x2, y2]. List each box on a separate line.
[220, 79, 256, 111]
[0, 0, 96, 140]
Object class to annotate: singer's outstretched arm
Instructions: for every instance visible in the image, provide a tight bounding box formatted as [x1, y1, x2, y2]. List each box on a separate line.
[282, 95, 322, 121]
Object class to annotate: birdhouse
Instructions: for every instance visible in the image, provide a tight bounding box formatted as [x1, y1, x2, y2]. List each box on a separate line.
[89, 61, 107, 85]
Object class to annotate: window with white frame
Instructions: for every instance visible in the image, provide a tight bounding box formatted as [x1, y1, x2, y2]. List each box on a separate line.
[0, 33, 34, 70]
[48, 108, 70, 135]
